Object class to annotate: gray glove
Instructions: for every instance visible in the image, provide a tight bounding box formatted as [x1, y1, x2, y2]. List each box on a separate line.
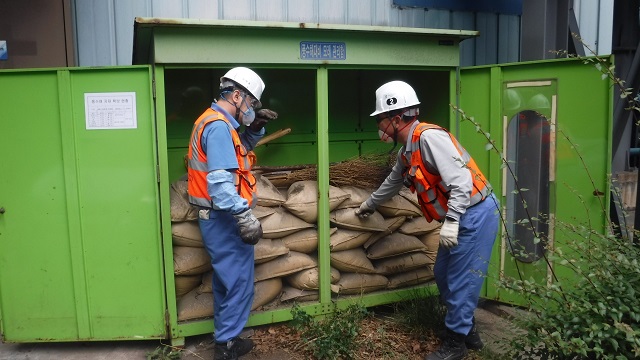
[233, 209, 263, 245]
[439, 217, 459, 249]
[355, 199, 376, 218]
[249, 108, 278, 132]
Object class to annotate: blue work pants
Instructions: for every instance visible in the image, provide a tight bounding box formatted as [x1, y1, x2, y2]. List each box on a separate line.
[433, 193, 499, 336]
[199, 209, 255, 343]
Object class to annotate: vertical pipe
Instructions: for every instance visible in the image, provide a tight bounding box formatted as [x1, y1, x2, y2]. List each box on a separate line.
[316, 67, 331, 303]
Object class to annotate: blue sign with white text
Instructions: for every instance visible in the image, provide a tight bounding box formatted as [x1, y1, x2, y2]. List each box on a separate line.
[300, 41, 346, 60]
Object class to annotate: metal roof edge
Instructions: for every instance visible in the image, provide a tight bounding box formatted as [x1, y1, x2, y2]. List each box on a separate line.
[133, 17, 479, 39]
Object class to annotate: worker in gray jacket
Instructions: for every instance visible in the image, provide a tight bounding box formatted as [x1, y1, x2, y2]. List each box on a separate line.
[356, 80, 500, 360]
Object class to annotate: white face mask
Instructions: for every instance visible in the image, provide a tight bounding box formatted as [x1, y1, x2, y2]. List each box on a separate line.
[241, 106, 255, 126]
[378, 129, 394, 143]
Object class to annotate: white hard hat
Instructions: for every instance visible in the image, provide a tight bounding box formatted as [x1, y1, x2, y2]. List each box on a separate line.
[370, 80, 420, 116]
[220, 67, 265, 108]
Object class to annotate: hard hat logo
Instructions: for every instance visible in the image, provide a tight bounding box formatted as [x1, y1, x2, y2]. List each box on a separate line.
[370, 80, 420, 116]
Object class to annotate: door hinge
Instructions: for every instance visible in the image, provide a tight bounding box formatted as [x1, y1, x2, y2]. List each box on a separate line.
[152, 78, 156, 99]
[156, 164, 161, 183]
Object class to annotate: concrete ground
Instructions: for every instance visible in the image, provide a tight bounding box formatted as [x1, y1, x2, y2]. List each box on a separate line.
[0, 300, 519, 360]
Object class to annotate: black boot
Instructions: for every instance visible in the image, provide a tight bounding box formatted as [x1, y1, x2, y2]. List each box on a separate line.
[214, 337, 254, 360]
[465, 318, 483, 350]
[425, 328, 468, 360]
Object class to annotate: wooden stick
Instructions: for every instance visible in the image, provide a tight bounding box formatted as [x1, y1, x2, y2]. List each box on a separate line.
[256, 128, 292, 147]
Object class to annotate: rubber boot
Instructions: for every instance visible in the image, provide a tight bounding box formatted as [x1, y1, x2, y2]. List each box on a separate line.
[465, 317, 483, 350]
[214, 337, 254, 360]
[425, 328, 468, 360]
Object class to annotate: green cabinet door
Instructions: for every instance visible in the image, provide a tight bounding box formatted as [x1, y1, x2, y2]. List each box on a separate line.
[0, 67, 167, 341]
[457, 58, 613, 306]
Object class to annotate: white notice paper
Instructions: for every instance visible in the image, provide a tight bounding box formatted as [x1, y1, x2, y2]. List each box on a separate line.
[85, 92, 137, 130]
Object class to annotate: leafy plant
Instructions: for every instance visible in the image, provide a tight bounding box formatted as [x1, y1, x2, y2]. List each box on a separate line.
[146, 344, 182, 360]
[289, 303, 370, 359]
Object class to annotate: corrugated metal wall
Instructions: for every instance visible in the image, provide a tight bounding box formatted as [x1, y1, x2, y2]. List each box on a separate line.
[72, 0, 520, 67]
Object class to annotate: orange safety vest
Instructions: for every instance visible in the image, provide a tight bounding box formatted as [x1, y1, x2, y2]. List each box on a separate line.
[401, 123, 489, 222]
[187, 108, 257, 208]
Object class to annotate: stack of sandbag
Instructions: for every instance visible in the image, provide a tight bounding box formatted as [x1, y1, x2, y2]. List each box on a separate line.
[169, 173, 441, 321]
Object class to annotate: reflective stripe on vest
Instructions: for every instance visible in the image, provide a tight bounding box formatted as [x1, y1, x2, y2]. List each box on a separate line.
[401, 123, 489, 222]
[187, 108, 257, 208]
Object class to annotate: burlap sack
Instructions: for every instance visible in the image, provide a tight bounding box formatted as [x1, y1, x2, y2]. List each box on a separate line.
[330, 248, 376, 274]
[170, 179, 198, 222]
[254, 251, 317, 281]
[253, 205, 277, 219]
[177, 288, 213, 321]
[175, 274, 202, 298]
[373, 252, 434, 275]
[280, 286, 319, 302]
[173, 246, 212, 275]
[281, 227, 337, 253]
[330, 208, 387, 232]
[332, 273, 389, 295]
[418, 231, 440, 263]
[260, 207, 315, 239]
[387, 267, 435, 289]
[366, 233, 427, 259]
[330, 229, 372, 252]
[251, 278, 283, 311]
[399, 187, 421, 209]
[197, 270, 213, 293]
[283, 181, 351, 223]
[171, 221, 203, 247]
[255, 239, 290, 264]
[398, 216, 441, 236]
[363, 216, 406, 249]
[256, 173, 287, 207]
[377, 194, 422, 218]
[285, 266, 341, 290]
[334, 186, 374, 209]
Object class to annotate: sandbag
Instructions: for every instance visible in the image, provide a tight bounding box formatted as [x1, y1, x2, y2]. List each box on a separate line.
[330, 229, 372, 252]
[280, 286, 319, 302]
[255, 238, 290, 264]
[399, 187, 421, 209]
[260, 207, 315, 239]
[171, 221, 203, 247]
[283, 181, 351, 223]
[256, 173, 287, 207]
[398, 216, 441, 236]
[177, 288, 213, 321]
[175, 274, 202, 298]
[173, 246, 212, 275]
[285, 266, 341, 290]
[281, 227, 337, 253]
[252, 278, 283, 311]
[418, 230, 440, 253]
[332, 273, 389, 295]
[170, 179, 198, 222]
[330, 208, 387, 232]
[363, 216, 406, 249]
[254, 251, 317, 281]
[335, 186, 374, 209]
[377, 194, 422, 218]
[387, 267, 435, 289]
[373, 252, 434, 275]
[252, 205, 277, 219]
[330, 248, 376, 274]
[366, 233, 427, 259]
[197, 270, 213, 293]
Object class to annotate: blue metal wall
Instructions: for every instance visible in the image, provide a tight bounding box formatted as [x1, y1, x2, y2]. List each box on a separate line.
[72, 0, 520, 67]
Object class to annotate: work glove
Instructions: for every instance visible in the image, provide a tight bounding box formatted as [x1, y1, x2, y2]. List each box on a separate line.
[233, 209, 263, 245]
[355, 199, 376, 218]
[439, 217, 459, 250]
[249, 108, 278, 132]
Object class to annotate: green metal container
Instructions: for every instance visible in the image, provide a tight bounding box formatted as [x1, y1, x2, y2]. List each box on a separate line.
[0, 19, 612, 344]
